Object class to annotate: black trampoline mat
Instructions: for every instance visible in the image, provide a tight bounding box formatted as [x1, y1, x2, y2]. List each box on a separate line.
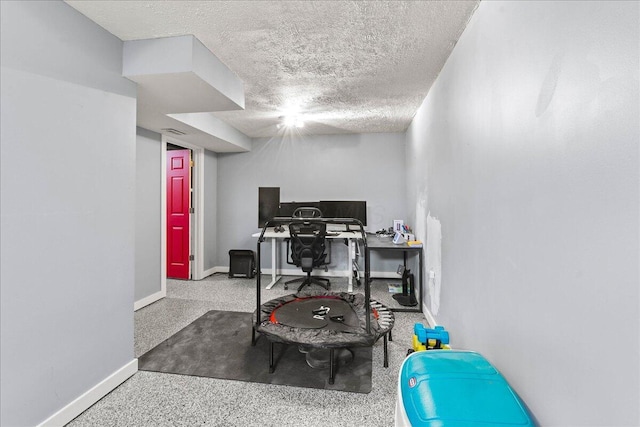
[138, 310, 372, 393]
[273, 297, 361, 331]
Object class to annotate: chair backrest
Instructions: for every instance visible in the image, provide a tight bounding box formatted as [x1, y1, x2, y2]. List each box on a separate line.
[292, 206, 323, 219]
[289, 222, 327, 273]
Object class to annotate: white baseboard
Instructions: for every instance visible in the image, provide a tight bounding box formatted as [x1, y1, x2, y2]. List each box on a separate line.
[202, 267, 217, 278]
[261, 267, 348, 277]
[38, 359, 138, 427]
[201, 266, 229, 278]
[257, 268, 400, 279]
[422, 303, 437, 328]
[133, 289, 165, 311]
[370, 270, 403, 279]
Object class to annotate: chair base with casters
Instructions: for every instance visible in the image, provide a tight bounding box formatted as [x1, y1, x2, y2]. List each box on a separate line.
[284, 272, 331, 291]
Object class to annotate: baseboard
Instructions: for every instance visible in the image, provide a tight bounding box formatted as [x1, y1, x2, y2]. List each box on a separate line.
[133, 289, 165, 311]
[201, 266, 229, 278]
[38, 359, 138, 427]
[369, 271, 404, 279]
[422, 303, 437, 328]
[257, 268, 399, 279]
[264, 267, 348, 277]
[202, 267, 217, 278]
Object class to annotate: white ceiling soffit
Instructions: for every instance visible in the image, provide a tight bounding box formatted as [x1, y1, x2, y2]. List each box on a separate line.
[66, 0, 479, 139]
[123, 35, 251, 152]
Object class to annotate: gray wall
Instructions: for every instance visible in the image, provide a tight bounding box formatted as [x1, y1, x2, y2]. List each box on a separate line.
[405, 1, 639, 425]
[217, 132, 407, 271]
[0, 1, 137, 426]
[135, 127, 162, 301]
[204, 150, 218, 271]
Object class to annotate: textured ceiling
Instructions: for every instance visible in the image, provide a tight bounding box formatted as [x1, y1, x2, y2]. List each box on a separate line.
[66, 1, 478, 137]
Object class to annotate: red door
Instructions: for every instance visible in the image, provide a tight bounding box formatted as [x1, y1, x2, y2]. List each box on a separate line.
[167, 149, 191, 279]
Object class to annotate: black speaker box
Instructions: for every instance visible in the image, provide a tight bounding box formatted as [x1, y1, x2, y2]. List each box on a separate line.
[228, 250, 256, 278]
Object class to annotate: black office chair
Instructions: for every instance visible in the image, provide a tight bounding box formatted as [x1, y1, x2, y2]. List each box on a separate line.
[284, 221, 331, 292]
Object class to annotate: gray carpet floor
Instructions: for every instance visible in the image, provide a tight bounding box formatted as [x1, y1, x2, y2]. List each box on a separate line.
[67, 274, 427, 427]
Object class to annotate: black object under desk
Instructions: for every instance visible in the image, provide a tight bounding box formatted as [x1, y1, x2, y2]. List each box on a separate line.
[364, 234, 423, 313]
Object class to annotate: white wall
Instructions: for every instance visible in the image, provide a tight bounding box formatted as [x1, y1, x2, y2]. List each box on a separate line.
[135, 127, 162, 301]
[405, 1, 639, 425]
[216, 132, 408, 272]
[204, 149, 219, 271]
[0, 1, 137, 425]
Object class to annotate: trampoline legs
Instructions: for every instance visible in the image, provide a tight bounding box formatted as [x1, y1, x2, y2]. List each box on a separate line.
[251, 327, 256, 346]
[383, 334, 389, 368]
[269, 341, 275, 373]
[389, 329, 393, 342]
[329, 348, 335, 385]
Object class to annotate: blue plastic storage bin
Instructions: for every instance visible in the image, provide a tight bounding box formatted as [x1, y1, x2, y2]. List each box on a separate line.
[395, 350, 535, 426]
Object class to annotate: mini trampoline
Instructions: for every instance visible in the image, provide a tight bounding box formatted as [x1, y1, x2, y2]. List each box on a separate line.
[253, 218, 395, 384]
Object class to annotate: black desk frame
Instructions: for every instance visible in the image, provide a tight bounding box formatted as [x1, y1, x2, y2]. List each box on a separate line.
[364, 235, 423, 313]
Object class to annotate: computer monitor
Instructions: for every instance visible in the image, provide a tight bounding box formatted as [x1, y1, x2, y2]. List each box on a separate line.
[258, 187, 280, 228]
[319, 200, 367, 226]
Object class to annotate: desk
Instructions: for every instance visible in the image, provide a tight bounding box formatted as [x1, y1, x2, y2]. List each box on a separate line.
[251, 226, 361, 291]
[364, 234, 423, 313]
[252, 228, 424, 312]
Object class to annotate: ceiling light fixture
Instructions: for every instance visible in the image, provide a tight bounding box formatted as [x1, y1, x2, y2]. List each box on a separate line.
[278, 115, 304, 129]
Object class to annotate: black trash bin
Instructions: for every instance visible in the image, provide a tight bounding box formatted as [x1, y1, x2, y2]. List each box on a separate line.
[228, 250, 256, 278]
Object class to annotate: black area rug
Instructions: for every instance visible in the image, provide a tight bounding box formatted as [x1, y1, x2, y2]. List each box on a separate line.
[138, 310, 372, 393]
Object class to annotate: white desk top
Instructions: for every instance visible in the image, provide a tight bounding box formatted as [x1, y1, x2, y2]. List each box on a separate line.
[252, 227, 361, 240]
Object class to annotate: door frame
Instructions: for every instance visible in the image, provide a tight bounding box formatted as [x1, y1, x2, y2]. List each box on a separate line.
[162, 135, 205, 280]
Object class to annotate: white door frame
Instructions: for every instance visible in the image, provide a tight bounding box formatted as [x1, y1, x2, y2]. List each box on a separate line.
[162, 135, 205, 280]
